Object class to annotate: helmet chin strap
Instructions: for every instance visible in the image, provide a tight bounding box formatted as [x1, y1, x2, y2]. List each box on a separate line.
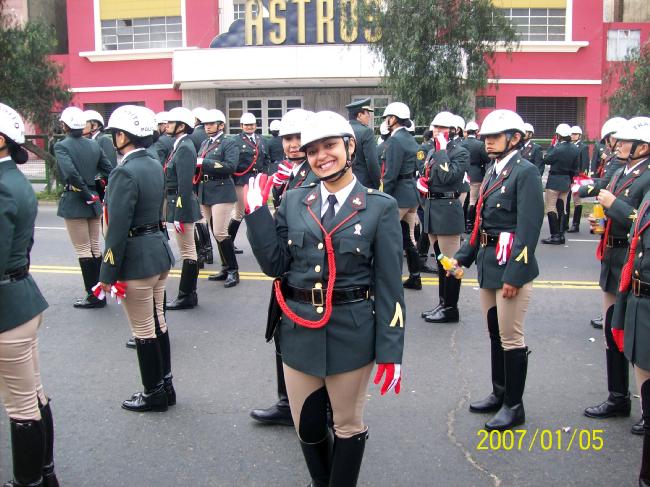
[111, 132, 130, 155]
[487, 133, 516, 160]
[619, 141, 649, 164]
[318, 137, 351, 183]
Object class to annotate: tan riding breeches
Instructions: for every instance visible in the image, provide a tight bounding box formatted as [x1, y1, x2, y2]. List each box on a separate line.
[399, 207, 417, 246]
[202, 203, 235, 242]
[635, 366, 650, 407]
[64, 217, 101, 258]
[428, 234, 461, 258]
[122, 272, 169, 339]
[171, 223, 197, 261]
[284, 362, 374, 439]
[479, 283, 533, 350]
[0, 314, 47, 420]
[469, 183, 481, 206]
[232, 186, 245, 222]
[545, 189, 569, 215]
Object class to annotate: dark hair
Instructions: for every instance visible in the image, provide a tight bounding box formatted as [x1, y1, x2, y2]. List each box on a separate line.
[394, 117, 409, 127]
[1, 134, 29, 164]
[466, 130, 478, 136]
[422, 130, 433, 141]
[69, 129, 83, 138]
[348, 109, 364, 121]
[558, 135, 571, 143]
[504, 129, 525, 149]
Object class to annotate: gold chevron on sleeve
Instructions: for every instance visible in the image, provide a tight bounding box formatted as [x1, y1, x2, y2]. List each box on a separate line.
[176, 196, 183, 208]
[103, 248, 115, 265]
[389, 302, 404, 328]
[515, 246, 528, 265]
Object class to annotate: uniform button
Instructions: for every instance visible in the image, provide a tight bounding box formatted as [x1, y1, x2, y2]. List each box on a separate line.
[356, 248, 361, 253]
[316, 306, 324, 314]
[496, 203, 501, 208]
[288, 239, 292, 245]
[640, 252, 644, 258]
[367, 189, 373, 193]
[314, 282, 323, 289]
[315, 265, 321, 272]
[317, 243, 324, 250]
[636, 270, 640, 276]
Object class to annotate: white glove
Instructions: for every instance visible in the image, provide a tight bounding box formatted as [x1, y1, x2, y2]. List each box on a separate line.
[196, 157, 203, 166]
[435, 133, 448, 151]
[246, 174, 264, 213]
[463, 172, 470, 184]
[496, 232, 514, 265]
[416, 177, 429, 195]
[277, 161, 293, 177]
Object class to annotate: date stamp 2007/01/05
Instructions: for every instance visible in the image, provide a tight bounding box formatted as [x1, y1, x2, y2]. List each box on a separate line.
[476, 429, 604, 452]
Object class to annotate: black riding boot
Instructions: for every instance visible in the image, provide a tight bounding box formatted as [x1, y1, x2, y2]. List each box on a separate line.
[208, 240, 228, 281]
[166, 259, 199, 310]
[466, 205, 476, 234]
[122, 337, 168, 412]
[567, 205, 582, 233]
[38, 400, 58, 487]
[197, 222, 213, 264]
[220, 237, 240, 288]
[300, 431, 333, 487]
[470, 307, 505, 413]
[561, 198, 570, 233]
[541, 212, 563, 245]
[584, 307, 631, 418]
[421, 243, 445, 318]
[639, 380, 650, 486]
[417, 230, 436, 274]
[4, 419, 44, 487]
[401, 221, 421, 290]
[228, 219, 243, 254]
[425, 271, 461, 323]
[485, 347, 528, 431]
[154, 305, 175, 406]
[194, 224, 205, 269]
[329, 430, 368, 487]
[250, 352, 293, 426]
[73, 257, 106, 308]
[559, 211, 567, 244]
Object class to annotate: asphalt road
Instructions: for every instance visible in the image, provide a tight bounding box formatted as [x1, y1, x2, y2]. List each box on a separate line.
[0, 204, 641, 487]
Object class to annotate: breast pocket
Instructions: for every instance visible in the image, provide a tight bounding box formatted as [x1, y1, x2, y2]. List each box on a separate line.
[287, 231, 307, 272]
[487, 196, 513, 212]
[338, 237, 372, 272]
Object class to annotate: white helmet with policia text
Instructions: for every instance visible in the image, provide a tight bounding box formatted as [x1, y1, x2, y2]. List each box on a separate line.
[279, 109, 313, 137]
[106, 105, 154, 138]
[167, 107, 195, 134]
[0, 103, 28, 164]
[613, 117, 650, 144]
[192, 107, 209, 124]
[59, 106, 86, 130]
[601, 117, 627, 141]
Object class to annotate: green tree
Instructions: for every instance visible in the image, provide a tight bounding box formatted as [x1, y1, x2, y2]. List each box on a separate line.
[0, 0, 70, 131]
[608, 41, 650, 118]
[360, 0, 517, 123]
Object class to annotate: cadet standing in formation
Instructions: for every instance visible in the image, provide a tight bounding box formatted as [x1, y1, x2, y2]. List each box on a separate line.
[0, 103, 59, 487]
[566, 125, 591, 233]
[163, 107, 202, 310]
[520, 123, 544, 177]
[346, 98, 381, 190]
[149, 112, 174, 164]
[245, 111, 404, 487]
[419, 111, 470, 324]
[189, 107, 209, 152]
[454, 109, 544, 431]
[461, 120, 490, 234]
[266, 119, 285, 172]
[195, 109, 241, 288]
[54, 106, 113, 309]
[82, 110, 117, 169]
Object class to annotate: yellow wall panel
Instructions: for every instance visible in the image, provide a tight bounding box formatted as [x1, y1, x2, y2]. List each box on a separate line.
[492, 0, 566, 8]
[100, 0, 181, 20]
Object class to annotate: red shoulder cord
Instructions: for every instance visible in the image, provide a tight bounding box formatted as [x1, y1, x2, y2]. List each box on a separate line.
[194, 139, 223, 184]
[469, 170, 505, 247]
[234, 139, 259, 177]
[596, 172, 637, 261]
[273, 207, 359, 329]
[619, 202, 650, 292]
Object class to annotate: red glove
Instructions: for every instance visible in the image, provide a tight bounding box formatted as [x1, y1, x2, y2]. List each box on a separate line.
[86, 194, 100, 205]
[110, 281, 127, 304]
[373, 363, 402, 395]
[416, 177, 428, 196]
[272, 171, 290, 188]
[92, 283, 106, 300]
[277, 160, 293, 177]
[551, 135, 557, 147]
[612, 328, 624, 353]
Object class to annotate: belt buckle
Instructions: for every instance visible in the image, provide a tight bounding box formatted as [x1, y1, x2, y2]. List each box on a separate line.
[203, 175, 209, 182]
[606, 236, 614, 248]
[633, 278, 641, 297]
[480, 232, 487, 247]
[311, 287, 324, 307]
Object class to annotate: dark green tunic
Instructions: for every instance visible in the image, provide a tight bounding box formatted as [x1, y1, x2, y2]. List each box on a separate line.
[461, 136, 490, 184]
[197, 133, 238, 206]
[0, 157, 48, 333]
[94, 133, 118, 169]
[520, 140, 544, 177]
[188, 124, 208, 152]
[164, 136, 202, 224]
[350, 119, 381, 190]
[233, 133, 270, 186]
[148, 134, 174, 165]
[271, 160, 319, 208]
[381, 128, 419, 209]
[544, 141, 580, 192]
[575, 140, 590, 174]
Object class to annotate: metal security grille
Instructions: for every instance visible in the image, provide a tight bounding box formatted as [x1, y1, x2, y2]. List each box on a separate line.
[516, 97, 583, 139]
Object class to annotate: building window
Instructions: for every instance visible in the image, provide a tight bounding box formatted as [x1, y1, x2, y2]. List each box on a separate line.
[476, 96, 496, 110]
[501, 8, 566, 42]
[83, 102, 144, 124]
[226, 98, 303, 134]
[350, 96, 390, 130]
[516, 97, 585, 139]
[233, 0, 258, 21]
[101, 16, 183, 50]
[164, 100, 183, 111]
[607, 29, 641, 61]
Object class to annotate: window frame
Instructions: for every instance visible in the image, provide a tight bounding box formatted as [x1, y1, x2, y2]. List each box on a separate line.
[607, 29, 641, 61]
[226, 97, 304, 134]
[350, 95, 391, 130]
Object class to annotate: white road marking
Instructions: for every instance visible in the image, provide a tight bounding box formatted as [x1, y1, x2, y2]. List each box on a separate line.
[35, 226, 66, 230]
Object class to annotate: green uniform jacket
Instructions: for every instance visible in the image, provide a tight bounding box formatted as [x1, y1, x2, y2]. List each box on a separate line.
[99, 150, 174, 283]
[597, 163, 650, 294]
[462, 136, 490, 183]
[245, 181, 405, 377]
[165, 135, 202, 223]
[0, 158, 48, 333]
[590, 142, 608, 176]
[578, 154, 624, 198]
[449, 138, 470, 193]
[350, 119, 381, 189]
[544, 141, 580, 192]
[197, 133, 238, 206]
[575, 140, 590, 174]
[422, 146, 466, 235]
[271, 160, 319, 208]
[55, 135, 113, 219]
[612, 191, 650, 370]
[188, 124, 208, 152]
[148, 134, 174, 165]
[94, 133, 118, 169]
[416, 141, 434, 174]
[520, 141, 544, 177]
[267, 135, 285, 164]
[455, 152, 544, 288]
[233, 133, 270, 186]
[381, 128, 419, 208]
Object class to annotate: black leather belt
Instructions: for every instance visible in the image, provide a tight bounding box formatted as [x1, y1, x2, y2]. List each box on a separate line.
[606, 235, 628, 248]
[166, 189, 178, 195]
[428, 191, 460, 200]
[128, 222, 163, 238]
[549, 170, 574, 176]
[398, 173, 414, 180]
[0, 266, 29, 285]
[632, 278, 650, 298]
[64, 184, 96, 192]
[283, 283, 371, 306]
[480, 231, 499, 247]
[202, 175, 227, 182]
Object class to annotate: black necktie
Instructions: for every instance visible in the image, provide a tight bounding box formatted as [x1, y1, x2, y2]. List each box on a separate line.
[321, 194, 338, 229]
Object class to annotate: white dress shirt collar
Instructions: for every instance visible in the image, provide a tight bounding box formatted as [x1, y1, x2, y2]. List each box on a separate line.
[494, 150, 518, 176]
[320, 176, 357, 216]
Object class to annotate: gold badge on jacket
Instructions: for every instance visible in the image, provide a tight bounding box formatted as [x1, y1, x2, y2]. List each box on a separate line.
[417, 150, 425, 161]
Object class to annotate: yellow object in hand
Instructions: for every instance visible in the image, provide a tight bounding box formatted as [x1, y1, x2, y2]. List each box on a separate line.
[438, 254, 464, 279]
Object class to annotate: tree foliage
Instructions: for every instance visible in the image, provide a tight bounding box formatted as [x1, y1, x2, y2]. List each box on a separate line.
[608, 41, 650, 118]
[360, 0, 517, 123]
[0, 0, 70, 131]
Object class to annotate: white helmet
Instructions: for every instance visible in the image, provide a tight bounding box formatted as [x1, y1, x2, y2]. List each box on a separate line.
[0, 103, 25, 144]
[480, 109, 526, 135]
[106, 105, 154, 138]
[571, 125, 582, 135]
[192, 107, 209, 123]
[137, 107, 157, 134]
[382, 102, 411, 120]
[279, 109, 313, 137]
[379, 119, 390, 136]
[155, 111, 169, 125]
[83, 110, 104, 126]
[555, 123, 572, 137]
[202, 109, 226, 124]
[454, 115, 466, 131]
[601, 117, 627, 140]
[300, 111, 355, 150]
[240, 112, 257, 125]
[167, 107, 195, 128]
[523, 123, 535, 134]
[269, 120, 282, 132]
[613, 117, 650, 144]
[430, 111, 456, 129]
[59, 106, 86, 130]
[406, 120, 416, 132]
[466, 121, 479, 132]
